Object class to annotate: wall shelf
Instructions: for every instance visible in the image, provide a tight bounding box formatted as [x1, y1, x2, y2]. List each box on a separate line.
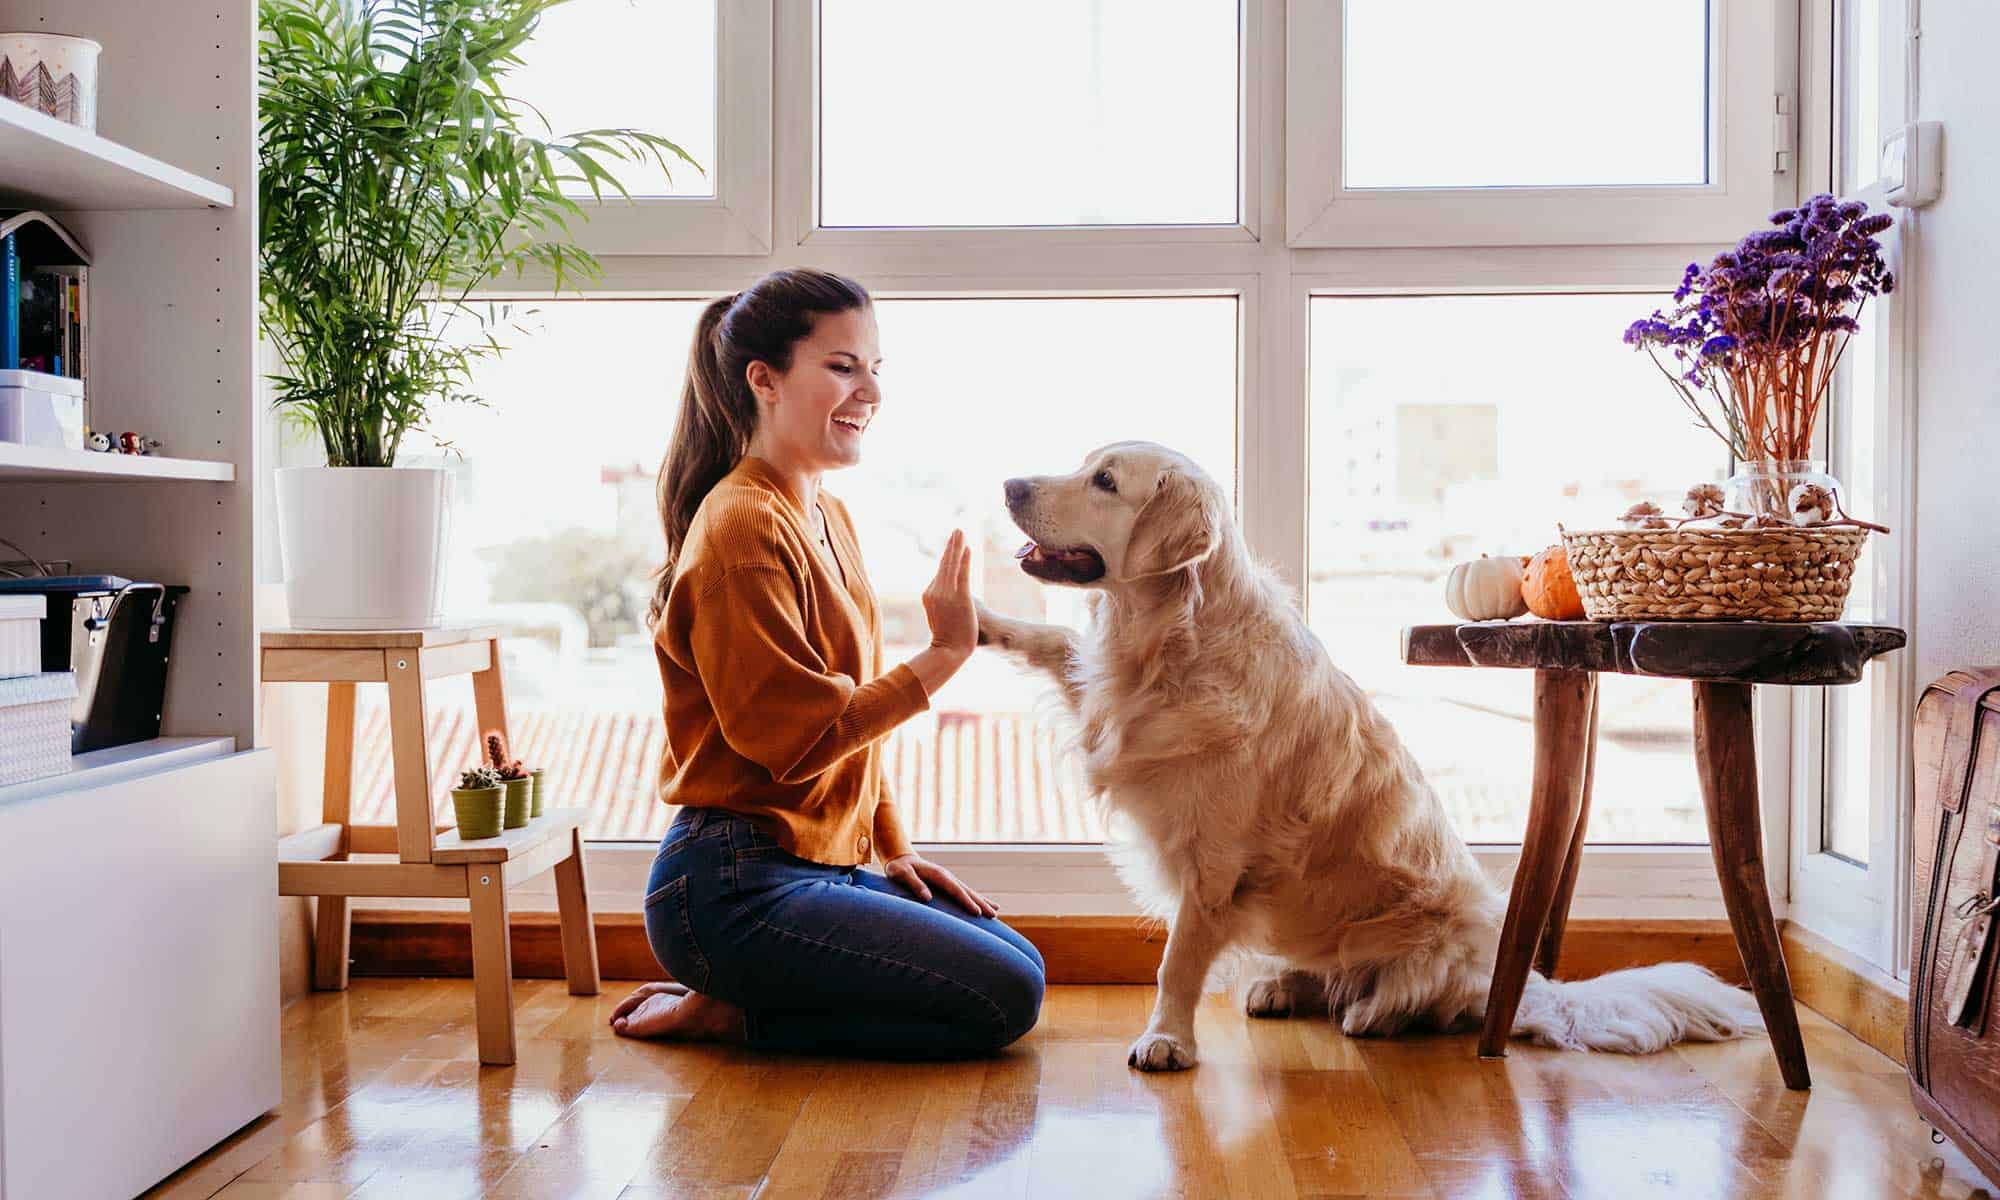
[0, 736, 236, 807]
[0, 100, 234, 211]
[0, 441, 234, 482]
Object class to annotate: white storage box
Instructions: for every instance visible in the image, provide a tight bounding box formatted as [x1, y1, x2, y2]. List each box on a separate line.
[0, 672, 74, 786]
[0, 595, 43, 679]
[0, 370, 85, 451]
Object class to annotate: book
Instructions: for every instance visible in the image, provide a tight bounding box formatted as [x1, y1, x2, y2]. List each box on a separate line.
[2, 232, 15, 371]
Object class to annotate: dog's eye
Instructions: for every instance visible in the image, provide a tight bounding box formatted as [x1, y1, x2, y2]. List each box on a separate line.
[1093, 470, 1117, 493]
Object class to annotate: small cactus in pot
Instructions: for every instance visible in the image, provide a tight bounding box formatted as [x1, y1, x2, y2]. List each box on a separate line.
[451, 765, 505, 840]
[486, 731, 534, 830]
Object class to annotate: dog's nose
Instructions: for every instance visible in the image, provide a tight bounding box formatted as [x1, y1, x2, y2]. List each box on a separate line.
[1004, 478, 1031, 510]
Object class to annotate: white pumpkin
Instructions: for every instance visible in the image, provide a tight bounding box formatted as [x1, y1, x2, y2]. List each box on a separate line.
[1444, 555, 1529, 622]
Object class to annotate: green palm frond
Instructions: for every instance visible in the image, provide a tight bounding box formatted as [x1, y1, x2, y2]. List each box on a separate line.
[258, 0, 700, 467]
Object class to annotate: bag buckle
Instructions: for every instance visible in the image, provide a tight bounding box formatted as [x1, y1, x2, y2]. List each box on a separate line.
[1956, 892, 2000, 920]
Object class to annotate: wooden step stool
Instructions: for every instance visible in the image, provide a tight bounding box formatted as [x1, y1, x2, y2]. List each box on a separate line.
[263, 627, 600, 1066]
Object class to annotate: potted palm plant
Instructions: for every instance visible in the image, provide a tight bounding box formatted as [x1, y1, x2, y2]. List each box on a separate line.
[258, 0, 693, 628]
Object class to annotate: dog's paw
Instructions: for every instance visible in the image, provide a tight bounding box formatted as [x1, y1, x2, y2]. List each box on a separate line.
[1126, 1031, 1198, 1072]
[1245, 976, 1296, 1019]
[974, 601, 1013, 650]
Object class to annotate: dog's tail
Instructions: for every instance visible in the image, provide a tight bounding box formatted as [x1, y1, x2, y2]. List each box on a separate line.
[1509, 963, 1765, 1053]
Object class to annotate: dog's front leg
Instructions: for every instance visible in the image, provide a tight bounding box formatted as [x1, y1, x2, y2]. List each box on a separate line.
[976, 602, 1084, 712]
[1128, 893, 1232, 1072]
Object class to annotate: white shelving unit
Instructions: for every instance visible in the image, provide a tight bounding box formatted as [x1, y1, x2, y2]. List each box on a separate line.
[0, 3, 277, 1197]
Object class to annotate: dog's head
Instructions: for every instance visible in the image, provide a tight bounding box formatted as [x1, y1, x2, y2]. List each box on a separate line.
[1003, 442, 1227, 589]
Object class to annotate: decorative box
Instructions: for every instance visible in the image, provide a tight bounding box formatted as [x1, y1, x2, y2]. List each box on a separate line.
[0, 671, 75, 786]
[0, 594, 42, 678]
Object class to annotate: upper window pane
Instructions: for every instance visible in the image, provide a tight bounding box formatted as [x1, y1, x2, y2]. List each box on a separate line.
[1308, 294, 1724, 844]
[510, 0, 717, 198]
[1841, 0, 1882, 194]
[1342, 0, 1710, 189]
[819, 0, 1239, 227]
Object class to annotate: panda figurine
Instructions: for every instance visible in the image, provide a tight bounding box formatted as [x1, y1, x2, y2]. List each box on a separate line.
[86, 430, 116, 453]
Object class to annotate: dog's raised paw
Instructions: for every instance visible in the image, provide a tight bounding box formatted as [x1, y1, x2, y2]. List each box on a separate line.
[1126, 1031, 1198, 1071]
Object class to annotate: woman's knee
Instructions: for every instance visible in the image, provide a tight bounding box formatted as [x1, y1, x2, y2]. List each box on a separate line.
[970, 947, 1045, 1050]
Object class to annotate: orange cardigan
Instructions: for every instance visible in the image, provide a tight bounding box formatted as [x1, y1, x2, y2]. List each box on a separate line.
[654, 456, 929, 866]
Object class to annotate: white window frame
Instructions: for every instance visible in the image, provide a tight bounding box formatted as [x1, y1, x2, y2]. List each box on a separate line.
[445, 0, 1805, 921]
[1285, 0, 1786, 248]
[562, 0, 773, 256]
[1785, 0, 1918, 975]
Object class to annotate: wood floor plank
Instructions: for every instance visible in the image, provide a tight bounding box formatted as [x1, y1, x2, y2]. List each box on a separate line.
[154, 981, 1996, 1200]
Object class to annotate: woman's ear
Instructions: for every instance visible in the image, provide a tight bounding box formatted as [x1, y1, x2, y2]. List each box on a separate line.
[1123, 471, 1220, 580]
[745, 359, 776, 405]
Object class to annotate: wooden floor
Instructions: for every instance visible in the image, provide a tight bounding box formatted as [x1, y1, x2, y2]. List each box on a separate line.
[152, 981, 1991, 1200]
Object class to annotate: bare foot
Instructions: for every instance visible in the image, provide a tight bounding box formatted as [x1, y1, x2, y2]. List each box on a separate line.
[611, 984, 745, 1042]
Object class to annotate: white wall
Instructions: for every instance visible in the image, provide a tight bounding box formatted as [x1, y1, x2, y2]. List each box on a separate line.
[1910, 3, 2000, 682]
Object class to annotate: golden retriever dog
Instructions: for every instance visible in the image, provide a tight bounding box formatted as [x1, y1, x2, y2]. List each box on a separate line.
[977, 441, 1763, 1071]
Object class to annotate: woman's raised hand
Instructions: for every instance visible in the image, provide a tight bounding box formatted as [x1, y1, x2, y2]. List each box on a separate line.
[922, 529, 977, 660]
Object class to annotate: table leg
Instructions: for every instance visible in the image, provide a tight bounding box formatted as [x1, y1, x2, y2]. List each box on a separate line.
[1481, 669, 1597, 1058]
[554, 826, 601, 996]
[314, 681, 357, 991]
[1536, 685, 1601, 979]
[1693, 681, 1811, 1090]
[468, 864, 517, 1067]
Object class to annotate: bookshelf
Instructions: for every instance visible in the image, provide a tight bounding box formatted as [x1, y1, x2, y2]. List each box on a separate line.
[0, 3, 276, 1198]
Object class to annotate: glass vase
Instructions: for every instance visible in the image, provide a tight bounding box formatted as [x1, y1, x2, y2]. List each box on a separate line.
[1723, 459, 1842, 523]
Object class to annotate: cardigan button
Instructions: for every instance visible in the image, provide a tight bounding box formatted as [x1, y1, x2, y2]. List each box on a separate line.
[858, 834, 871, 855]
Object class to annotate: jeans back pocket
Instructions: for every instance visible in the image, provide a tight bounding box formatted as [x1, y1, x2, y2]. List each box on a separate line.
[642, 874, 712, 993]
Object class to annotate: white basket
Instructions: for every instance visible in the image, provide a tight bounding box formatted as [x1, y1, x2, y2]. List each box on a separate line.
[0, 594, 43, 679]
[0, 370, 85, 451]
[0, 671, 75, 786]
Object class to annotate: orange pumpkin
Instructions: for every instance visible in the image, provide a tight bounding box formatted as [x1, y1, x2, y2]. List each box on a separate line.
[1522, 544, 1585, 620]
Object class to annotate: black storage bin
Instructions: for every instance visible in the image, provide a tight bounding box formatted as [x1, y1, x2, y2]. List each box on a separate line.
[0, 576, 188, 753]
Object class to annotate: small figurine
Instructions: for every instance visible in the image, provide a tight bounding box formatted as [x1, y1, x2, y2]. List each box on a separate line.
[85, 430, 115, 453]
[118, 432, 162, 455]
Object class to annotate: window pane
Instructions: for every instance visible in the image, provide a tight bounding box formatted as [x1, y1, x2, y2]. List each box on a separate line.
[510, 0, 716, 198]
[1342, 0, 1710, 189]
[1841, 0, 1883, 193]
[1823, 299, 1881, 863]
[858, 298, 1238, 840]
[1308, 295, 1725, 844]
[345, 298, 1236, 844]
[820, 0, 1239, 227]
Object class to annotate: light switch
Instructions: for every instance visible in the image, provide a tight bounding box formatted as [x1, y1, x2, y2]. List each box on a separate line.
[1882, 122, 1942, 208]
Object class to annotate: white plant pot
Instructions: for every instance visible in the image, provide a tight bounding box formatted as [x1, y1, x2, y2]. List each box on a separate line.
[275, 467, 453, 630]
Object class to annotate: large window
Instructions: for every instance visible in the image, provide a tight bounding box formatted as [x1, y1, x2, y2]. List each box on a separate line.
[312, 0, 1819, 915]
[1307, 294, 1723, 843]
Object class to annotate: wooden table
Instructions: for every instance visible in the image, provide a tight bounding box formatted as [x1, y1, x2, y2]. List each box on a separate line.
[262, 627, 600, 1066]
[1401, 620, 1907, 1090]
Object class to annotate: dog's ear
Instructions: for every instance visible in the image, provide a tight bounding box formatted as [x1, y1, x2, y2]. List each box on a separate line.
[1123, 470, 1220, 580]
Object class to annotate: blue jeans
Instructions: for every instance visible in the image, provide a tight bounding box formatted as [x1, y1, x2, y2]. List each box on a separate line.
[643, 807, 1046, 1058]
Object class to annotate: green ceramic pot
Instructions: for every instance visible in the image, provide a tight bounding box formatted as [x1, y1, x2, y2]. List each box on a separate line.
[529, 768, 546, 818]
[502, 776, 532, 829]
[451, 786, 504, 839]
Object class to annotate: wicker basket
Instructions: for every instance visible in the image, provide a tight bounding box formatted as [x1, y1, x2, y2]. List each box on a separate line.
[1561, 525, 1867, 622]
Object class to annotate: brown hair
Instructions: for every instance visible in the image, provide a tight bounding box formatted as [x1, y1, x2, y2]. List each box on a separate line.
[648, 268, 872, 625]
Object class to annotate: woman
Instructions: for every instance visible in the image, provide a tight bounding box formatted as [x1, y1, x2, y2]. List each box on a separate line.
[610, 268, 1046, 1056]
